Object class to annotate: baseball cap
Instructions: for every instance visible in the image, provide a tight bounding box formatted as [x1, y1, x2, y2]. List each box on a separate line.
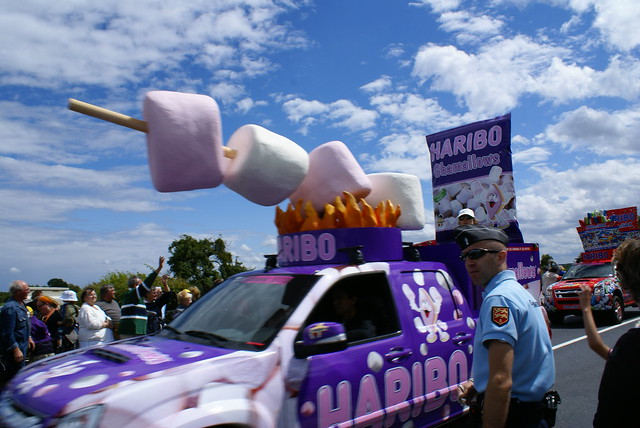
[457, 208, 475, 219]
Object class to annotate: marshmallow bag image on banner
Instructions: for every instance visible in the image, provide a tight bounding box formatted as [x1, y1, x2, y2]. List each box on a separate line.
[426, 114, 524, 244]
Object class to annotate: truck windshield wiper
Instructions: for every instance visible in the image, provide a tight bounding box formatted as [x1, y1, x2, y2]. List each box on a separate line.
[163, 325, 183, 335]
[184, 330, 230, 344]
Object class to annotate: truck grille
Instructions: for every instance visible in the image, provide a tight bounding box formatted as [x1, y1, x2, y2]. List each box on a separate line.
[554, 288, 580, 299]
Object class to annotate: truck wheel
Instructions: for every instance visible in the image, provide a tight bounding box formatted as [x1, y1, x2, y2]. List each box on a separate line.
[608, 296, 624, 325]
[548, 312, 564, 326]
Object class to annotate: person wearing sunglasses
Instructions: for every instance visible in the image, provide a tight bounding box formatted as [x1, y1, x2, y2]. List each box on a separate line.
[455, 225, 556, 428]
[457, 208, 478, 226]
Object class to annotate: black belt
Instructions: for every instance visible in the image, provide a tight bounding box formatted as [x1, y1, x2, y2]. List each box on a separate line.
[475, 393, 545, 407]
[470, 393, 546, 426]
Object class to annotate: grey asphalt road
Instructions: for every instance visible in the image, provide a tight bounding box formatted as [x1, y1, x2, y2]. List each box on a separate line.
[549, 307, 640, 427]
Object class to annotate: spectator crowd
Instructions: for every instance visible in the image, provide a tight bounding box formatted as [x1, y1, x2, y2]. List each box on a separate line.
[0, 256, 196, 388]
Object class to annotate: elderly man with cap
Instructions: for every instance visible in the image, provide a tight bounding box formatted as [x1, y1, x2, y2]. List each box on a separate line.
[455, 225, 556, 428]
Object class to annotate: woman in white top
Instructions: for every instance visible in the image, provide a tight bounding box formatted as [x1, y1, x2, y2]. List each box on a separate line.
[78, 287, 114, 348]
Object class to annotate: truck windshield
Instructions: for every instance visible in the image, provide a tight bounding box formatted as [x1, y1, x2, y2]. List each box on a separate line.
[159, 274, 318, 351]
[562, 262, 614, 280]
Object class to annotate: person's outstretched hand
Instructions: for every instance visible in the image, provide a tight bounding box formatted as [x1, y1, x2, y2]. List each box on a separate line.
[578, 284, 592, 310]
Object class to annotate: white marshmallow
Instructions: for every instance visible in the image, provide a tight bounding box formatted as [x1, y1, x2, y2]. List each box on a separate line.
[467, 197, 482, 210]
[475, 206, 488, 222]
[223, 124, 309, 206]
[437, 197, 452, 218]
[456, 188, 474, 205]
[446, 183, 462, 198]
[471, 180, 485, 196]
[365, 173, 425, 230]
[450, 199, 463, 218]
[488, 166, 503, 183]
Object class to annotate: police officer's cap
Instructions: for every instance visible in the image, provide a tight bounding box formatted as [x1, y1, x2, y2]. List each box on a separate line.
[454, 225, 509, 250]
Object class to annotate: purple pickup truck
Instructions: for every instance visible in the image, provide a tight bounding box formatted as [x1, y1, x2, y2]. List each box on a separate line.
[0, 228, 539, 427]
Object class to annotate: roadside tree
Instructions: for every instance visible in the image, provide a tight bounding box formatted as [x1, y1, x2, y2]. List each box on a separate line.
[167, 235, 250, 295]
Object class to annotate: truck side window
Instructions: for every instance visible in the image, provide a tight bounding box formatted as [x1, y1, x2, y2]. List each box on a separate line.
[302, 273, 401, 343]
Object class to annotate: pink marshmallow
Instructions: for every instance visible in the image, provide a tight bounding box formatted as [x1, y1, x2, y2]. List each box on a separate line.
[143, 91, 225, 192]
[289, 141, 372, 211]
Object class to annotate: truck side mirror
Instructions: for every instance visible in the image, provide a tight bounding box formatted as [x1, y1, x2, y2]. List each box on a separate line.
[294, 322, 348, 358]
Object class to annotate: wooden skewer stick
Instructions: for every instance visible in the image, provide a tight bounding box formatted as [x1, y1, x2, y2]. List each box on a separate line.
[68, 98, 237, 159]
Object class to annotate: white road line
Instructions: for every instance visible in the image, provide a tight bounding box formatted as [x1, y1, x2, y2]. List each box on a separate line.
[552, 317, 639, 351]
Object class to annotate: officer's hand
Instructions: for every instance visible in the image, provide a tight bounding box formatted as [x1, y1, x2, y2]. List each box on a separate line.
[457, 379, 477, 405]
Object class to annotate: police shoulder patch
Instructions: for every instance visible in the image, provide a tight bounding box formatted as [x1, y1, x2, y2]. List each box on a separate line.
[491, 306, 510, 326]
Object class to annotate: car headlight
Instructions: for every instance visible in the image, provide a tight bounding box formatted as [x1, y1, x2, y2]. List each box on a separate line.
[593, 284, 604, 296]
[56, 405, 104, 428]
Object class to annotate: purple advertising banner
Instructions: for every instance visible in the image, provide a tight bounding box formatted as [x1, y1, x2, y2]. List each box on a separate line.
[426, 114, 524, 243]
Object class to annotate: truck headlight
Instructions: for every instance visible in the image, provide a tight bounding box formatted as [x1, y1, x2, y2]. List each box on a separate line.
[593, 284, 604, 296]
[56, 405, 104, 428]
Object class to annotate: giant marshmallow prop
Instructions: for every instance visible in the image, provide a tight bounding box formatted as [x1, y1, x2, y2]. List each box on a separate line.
[289, 141, 371, 211]
[365, 173, 426, 230]
[143, 91, 225, 192]
[69, 92, 309, 204]
[224, 124, 309, 206]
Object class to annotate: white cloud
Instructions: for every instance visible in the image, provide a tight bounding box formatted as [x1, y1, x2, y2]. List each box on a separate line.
[0, 101, 147, 165]
[0, 1, 308, 89]
[236, 97, 267, 114]
[0, 188, 168, 223]
[360, 132, 433, 180]
[282, 98, 328, 122]
[384, 44, 406, 59]
[412, 36, 640, 116]
[512, 147, 552, 165]
[282, 98, 377, 134]
[208, 82, 247, 104]
[0, 222, 174, 286]
[327, 100, 378, 132]
[591, 0, 640, 51]
[545, 106, 640, 156]
[438, 10, 505, 42]
[361, 76, 393, 93]
[490, 0, 640, 51]
[533, 58, 596, 102]
[517, 158, 640, 259]
[0, 156, 141, 190]
[534, 56, 640, 103]
[412, 38, 550, 115]
[369, 92, 465, 130]
[410, 0, 462, 13]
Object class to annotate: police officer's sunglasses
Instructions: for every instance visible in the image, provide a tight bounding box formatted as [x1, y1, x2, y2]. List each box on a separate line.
[459, 248, 502, 261]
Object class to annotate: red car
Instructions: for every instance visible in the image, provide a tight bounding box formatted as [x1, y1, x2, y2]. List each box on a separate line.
[542, 260, 635, 325]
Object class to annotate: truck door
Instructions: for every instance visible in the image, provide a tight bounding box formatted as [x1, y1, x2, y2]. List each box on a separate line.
[391, 268, 474, 426]
[295, 272, 419, 428]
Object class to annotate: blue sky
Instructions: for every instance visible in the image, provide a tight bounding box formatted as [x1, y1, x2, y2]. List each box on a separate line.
[1, 0, 639, 290]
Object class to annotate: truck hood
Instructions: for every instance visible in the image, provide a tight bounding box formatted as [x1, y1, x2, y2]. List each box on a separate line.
[7, 335, 279, 419]
[551, 277, 608, 289]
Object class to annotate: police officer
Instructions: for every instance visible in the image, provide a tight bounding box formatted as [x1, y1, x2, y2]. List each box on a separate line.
[455, 225, 555, 427]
